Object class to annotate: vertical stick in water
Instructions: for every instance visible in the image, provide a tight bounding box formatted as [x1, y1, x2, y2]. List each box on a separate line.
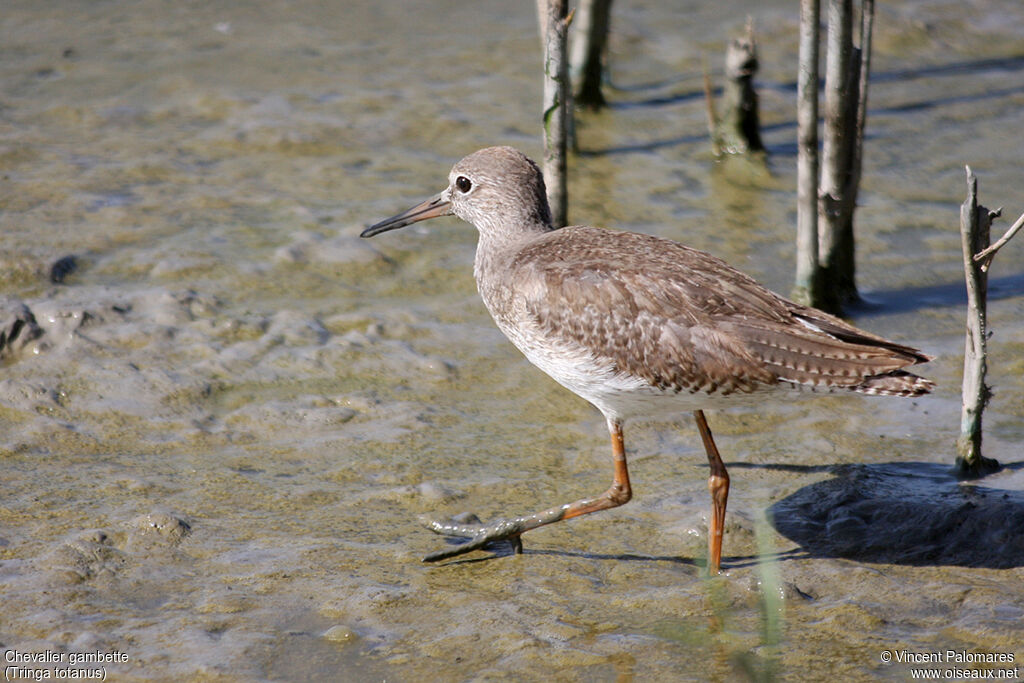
[957, 167, 999, 475]
[541, 0, 570, 228]
[794, 0, 822, 307]
[848, 0, 874, 219]
[708, 18, 764, 156]
[818, 0, 854, 311]
[569, 0, 613, 110]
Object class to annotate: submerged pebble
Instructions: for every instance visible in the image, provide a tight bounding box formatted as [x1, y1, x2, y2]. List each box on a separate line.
[130, 512, 192, 543]
[49, 254, 80, 284]
[323, 625, 359, 643]
[0, 299, 43, 359]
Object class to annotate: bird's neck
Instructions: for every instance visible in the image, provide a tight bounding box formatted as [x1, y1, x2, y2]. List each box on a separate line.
[473, 222, 553, 308]
[474, 218, 552, 260]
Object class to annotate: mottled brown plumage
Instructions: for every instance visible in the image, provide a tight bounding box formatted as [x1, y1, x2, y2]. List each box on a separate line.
[503, 227, 931, 400]
[362, 146, 932, 572]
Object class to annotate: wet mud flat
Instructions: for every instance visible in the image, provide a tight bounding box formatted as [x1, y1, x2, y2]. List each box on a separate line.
[1, 283, 1022, 681]
[2, 0, 1024, 680]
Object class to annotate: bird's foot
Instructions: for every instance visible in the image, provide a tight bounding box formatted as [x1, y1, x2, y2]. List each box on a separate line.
[418, 512, 525, 562]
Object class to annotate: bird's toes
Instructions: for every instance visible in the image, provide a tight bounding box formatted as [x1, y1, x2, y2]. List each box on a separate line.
[418, 512, 486, 537]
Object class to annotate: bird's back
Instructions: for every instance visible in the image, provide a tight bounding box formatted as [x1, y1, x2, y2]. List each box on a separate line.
[479, 226, 932, 413]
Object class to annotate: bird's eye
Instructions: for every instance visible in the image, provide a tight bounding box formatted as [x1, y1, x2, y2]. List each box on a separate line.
[455, 176, 472, 193]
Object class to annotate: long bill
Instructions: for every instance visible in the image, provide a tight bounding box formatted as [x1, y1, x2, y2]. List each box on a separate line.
[361, 191, 452, 237]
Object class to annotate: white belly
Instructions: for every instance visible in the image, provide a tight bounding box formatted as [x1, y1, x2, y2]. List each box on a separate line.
[493, 315, 780, 422]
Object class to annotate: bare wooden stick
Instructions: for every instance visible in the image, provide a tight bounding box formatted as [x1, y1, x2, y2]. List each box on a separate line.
[848, 0, 874, 210]
[957, 166, 999, 475]
[817, 0, 857, 312]
[974, 210, 1024, 272]
[838, 0, 874, 293]
[819, 0, 854, 233]
[569, 0, 613, 109]
[793, 0, 822, 308]
[709, 18, 764, 156]
[541, 0, 571, 228]
[535, 0, 548, 50]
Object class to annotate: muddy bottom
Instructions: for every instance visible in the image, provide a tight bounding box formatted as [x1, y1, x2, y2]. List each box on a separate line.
[2, 0, 1023, 680]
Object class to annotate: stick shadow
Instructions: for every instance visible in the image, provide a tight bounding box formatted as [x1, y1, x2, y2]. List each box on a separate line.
[582, 54, 1024, 157]
[849, 273, 1024, 316]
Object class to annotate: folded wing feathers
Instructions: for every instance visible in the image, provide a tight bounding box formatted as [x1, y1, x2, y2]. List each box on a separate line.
[721, 318, 931, 394]
[515, 227, 933, 398]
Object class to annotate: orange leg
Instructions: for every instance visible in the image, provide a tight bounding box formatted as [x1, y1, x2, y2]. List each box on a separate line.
[422, 417, 632, 562]
[694, 410, 729, 574]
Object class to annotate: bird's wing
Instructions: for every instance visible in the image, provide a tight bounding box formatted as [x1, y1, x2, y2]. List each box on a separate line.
[511, 227, 928, 394]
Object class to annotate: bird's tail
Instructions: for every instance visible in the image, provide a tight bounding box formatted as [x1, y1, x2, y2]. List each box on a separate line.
[850, 370, 934, 397]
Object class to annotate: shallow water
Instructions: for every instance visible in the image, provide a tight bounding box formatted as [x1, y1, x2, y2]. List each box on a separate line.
[2, 0, 1023, 680]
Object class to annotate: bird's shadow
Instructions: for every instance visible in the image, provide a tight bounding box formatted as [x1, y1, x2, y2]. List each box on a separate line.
[759, 460, 1024, 569]
[423, 538, 810, 573]
[424, 461, 1024, 570]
